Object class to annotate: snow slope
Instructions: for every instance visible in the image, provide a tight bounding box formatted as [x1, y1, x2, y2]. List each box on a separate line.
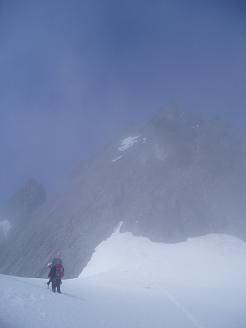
[0, 230, 246, 328]
[82, 228, 246, 287]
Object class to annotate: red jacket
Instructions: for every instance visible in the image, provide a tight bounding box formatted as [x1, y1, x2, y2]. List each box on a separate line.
[48, 263, 64, 279]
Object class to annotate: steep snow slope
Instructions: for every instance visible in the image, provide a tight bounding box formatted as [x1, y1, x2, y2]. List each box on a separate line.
[81, 227, 246, 287]
[0, 231, 245, 328]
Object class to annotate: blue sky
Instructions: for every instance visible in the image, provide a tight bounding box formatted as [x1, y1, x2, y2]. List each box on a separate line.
[0, 0, 245, 200]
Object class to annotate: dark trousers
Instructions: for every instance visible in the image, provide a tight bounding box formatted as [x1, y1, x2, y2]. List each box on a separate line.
[52, 278, 61, 293]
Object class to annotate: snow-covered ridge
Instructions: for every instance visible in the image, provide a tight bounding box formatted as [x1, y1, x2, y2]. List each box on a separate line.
[0, 220, 11, 236]
[80, 229, 246, 287]
[1, 225, 246, 328]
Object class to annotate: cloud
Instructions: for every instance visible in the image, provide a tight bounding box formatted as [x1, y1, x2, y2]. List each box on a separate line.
[0, 0, 245, 200]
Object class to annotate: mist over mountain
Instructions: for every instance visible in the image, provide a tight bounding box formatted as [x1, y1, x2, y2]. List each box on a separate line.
[0, 179, 46, 241]
[0, 109, 245, 278]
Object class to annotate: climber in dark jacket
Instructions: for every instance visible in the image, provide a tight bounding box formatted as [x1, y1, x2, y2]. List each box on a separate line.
[48, 259, 64, 293]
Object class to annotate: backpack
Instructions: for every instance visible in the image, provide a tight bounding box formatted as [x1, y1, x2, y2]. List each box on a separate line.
[55, 263, 64, 278]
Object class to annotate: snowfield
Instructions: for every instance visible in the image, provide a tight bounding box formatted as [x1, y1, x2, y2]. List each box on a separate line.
[0, 229, 246, 328]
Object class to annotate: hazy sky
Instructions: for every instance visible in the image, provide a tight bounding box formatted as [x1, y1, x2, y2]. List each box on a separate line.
[0, 0, 245, 201]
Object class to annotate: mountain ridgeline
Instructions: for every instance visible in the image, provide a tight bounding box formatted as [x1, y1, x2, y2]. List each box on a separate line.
[0, 110, 245, 278]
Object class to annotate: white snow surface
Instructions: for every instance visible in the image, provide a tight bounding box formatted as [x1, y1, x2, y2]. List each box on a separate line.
[0, 230, 246, 328]
[81, 230, 246, 287]
[0, 220, 11, 236]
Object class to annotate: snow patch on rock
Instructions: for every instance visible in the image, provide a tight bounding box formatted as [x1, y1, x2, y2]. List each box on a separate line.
[112, 155, 123, 163]
[118, 136, 140, 151]
[113, 136, 147, 161]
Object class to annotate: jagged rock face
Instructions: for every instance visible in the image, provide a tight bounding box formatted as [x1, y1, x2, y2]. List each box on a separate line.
[0, 111, 245, 278]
